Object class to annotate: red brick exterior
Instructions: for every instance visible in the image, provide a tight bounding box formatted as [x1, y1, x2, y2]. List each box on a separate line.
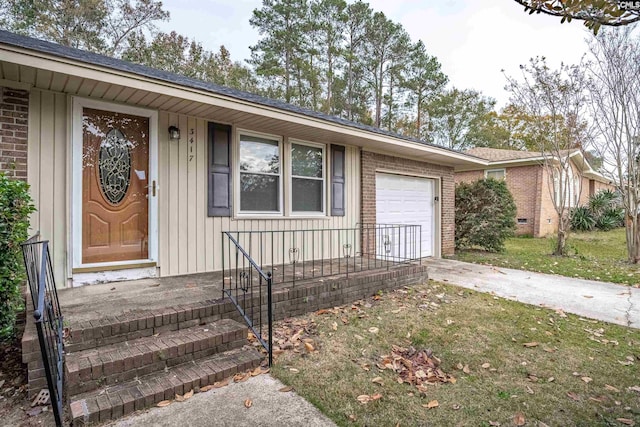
[360, 150, 455, 256]
[456, 165, 615, 238]
[0, 86, 29, 179]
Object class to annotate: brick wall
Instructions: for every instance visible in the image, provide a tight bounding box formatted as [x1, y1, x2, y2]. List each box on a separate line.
[360, 151, 455, 256]
[456, 166, 540, 236]
[0, 87, 29, 179]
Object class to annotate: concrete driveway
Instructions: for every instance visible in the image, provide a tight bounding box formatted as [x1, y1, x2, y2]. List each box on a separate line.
[428, 258, 640, 328]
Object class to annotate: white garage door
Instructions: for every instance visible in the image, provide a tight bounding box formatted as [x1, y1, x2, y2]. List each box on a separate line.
[376, 173, 435, 258]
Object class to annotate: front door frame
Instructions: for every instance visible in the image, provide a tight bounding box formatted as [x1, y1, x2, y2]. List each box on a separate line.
[71, 97, 159, 270]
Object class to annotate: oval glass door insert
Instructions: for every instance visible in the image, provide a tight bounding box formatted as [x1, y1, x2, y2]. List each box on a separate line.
[99, 128, 131, 205]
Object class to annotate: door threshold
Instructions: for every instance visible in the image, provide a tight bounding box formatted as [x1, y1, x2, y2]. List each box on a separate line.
[72, 261, 156, 274]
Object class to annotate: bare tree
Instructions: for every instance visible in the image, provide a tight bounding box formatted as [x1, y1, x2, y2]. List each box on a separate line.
[587, 28, 640, 263]
[505, 57, 593, 255]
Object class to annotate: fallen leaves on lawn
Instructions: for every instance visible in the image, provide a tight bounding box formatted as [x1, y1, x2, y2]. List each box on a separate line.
[581, 376, 593, 384]
[567, 391, 581, 401]
[279, 386, 294, 392]
[628, 385, 640, 394]
[523, 342, 539, 348]
[380, 345, 456, 392]
[605, 384, 620, 392]
[356, 393, 382, 404]
[371, 377, 384, 386]
[617, 418, 636, 426]
[422, 400, 439, 409]
[513, 412, 526, 426]
[481, 362, 491, 369]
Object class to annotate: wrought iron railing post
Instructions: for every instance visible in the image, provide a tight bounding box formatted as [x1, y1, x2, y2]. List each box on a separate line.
[267, 272, 273, 366]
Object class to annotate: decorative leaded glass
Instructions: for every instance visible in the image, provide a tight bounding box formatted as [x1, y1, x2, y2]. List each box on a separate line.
[99, 128, 131, 205]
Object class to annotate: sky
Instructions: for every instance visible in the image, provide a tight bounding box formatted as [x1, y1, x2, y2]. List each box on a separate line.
[157, 0, 593, 108]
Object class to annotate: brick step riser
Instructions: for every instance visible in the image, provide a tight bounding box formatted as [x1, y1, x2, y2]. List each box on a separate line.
[66, 335, 248, 396]
[65, 299, 251, 353]
[69, 348, 263, 426]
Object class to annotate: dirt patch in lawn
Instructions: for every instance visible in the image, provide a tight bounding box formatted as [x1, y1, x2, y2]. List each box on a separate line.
[269, 280, 640, 427]
[0, 318, 55, 427]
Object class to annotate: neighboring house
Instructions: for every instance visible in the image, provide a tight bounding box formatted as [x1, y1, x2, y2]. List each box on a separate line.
[0, 30, 487, 288]
[456, 147, 614, 237]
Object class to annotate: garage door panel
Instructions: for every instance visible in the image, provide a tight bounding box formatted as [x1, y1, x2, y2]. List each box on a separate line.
[375, 173, 435, 258]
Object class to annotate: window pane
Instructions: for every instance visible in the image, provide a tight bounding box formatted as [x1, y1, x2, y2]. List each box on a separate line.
[486, 170, 505, 180]
[240, 173, 279, 211]
[239, 136, 279, 174]
[292, 178, 323, 212]
[292, 144, 322, 178]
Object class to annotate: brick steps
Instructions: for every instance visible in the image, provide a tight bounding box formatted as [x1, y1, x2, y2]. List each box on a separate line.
[65, 318, 248, 396]
[69, 345, 263, 425]
[64, 298, 244, 353]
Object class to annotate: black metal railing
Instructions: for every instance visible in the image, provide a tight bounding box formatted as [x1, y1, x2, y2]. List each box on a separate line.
[22, 235, 64, 427]
[222, 232, 274, 365]
[223, 223, 421, 286]
[221, 224, 421, 364]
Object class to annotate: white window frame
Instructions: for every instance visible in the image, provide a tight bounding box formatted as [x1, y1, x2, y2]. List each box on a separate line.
[485, 168, 506, 180]
[288, 139, 327, 216]
[235, 129, 284, 216]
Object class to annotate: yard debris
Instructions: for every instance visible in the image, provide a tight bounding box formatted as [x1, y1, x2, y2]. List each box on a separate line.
[157, 400, 171, 407]
[617, 418, 635, 426]
[356, 393, 382, 404]
[279, 386, 294, 392]
[244, 399, 252, 408]
[513, 412, 526, 426]
[567, 391, 581, 401]
[380, 345, 455, 392]
[422, 399, 439, 409]
[523, 342, 539, 348]
[605, 384, 620, 392]
[31, 389, 49, 407]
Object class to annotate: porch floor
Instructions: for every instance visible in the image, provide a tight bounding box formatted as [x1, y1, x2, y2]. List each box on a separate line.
[59, 257, 424, 324]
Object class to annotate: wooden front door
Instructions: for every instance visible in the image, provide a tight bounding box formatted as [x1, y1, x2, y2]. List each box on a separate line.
[82, 108, 149, 264]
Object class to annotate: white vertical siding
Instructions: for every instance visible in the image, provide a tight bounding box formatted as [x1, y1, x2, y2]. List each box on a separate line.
[28, 96, 361, 285]
[27, 89, 68, 284]
[156, 111, 361, 276]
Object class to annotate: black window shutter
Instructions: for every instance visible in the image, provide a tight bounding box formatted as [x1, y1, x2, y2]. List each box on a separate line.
[208, 122, 232, 217]
[331, 144, 345, 216]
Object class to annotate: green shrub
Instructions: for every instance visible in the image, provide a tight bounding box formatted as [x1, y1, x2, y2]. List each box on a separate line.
[455, 178, 516, 252]
[570, 206, 596, 231]
[596, 207, 624, 231]
[0, 174, 35, 340]
[571, 189, 623, 232]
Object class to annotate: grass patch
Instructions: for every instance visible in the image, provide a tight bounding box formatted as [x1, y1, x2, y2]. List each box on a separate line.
[453, 228, 640, 285]
[271, 281, 640, 427]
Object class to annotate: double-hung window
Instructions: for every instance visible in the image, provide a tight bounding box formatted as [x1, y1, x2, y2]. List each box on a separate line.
[239, 134, 282, 213]
[485, 169, 506, 180]
[290, 141, 325, 214]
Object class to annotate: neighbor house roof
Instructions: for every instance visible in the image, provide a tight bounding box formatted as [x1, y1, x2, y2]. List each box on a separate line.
[462, 147, 611, 184]
[0, 30, 487, 167]
[465, 147, 544, 162]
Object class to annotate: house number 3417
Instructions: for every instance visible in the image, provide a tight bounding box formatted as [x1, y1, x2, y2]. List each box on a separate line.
[189, 128, 195, 162]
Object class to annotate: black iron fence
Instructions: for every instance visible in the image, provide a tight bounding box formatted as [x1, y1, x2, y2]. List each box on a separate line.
[22, 235, 64, 427]
[222, 223, 422, 286]
[221, 223, 421, 363]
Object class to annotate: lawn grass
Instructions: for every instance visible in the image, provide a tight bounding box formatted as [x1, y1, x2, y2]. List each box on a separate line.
[453, 228, 640, 285]
[270, 280, 640, 427]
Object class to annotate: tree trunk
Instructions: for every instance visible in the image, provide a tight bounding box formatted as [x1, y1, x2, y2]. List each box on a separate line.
[626, 214, 640, 264]
[554, 213, 570, 256]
